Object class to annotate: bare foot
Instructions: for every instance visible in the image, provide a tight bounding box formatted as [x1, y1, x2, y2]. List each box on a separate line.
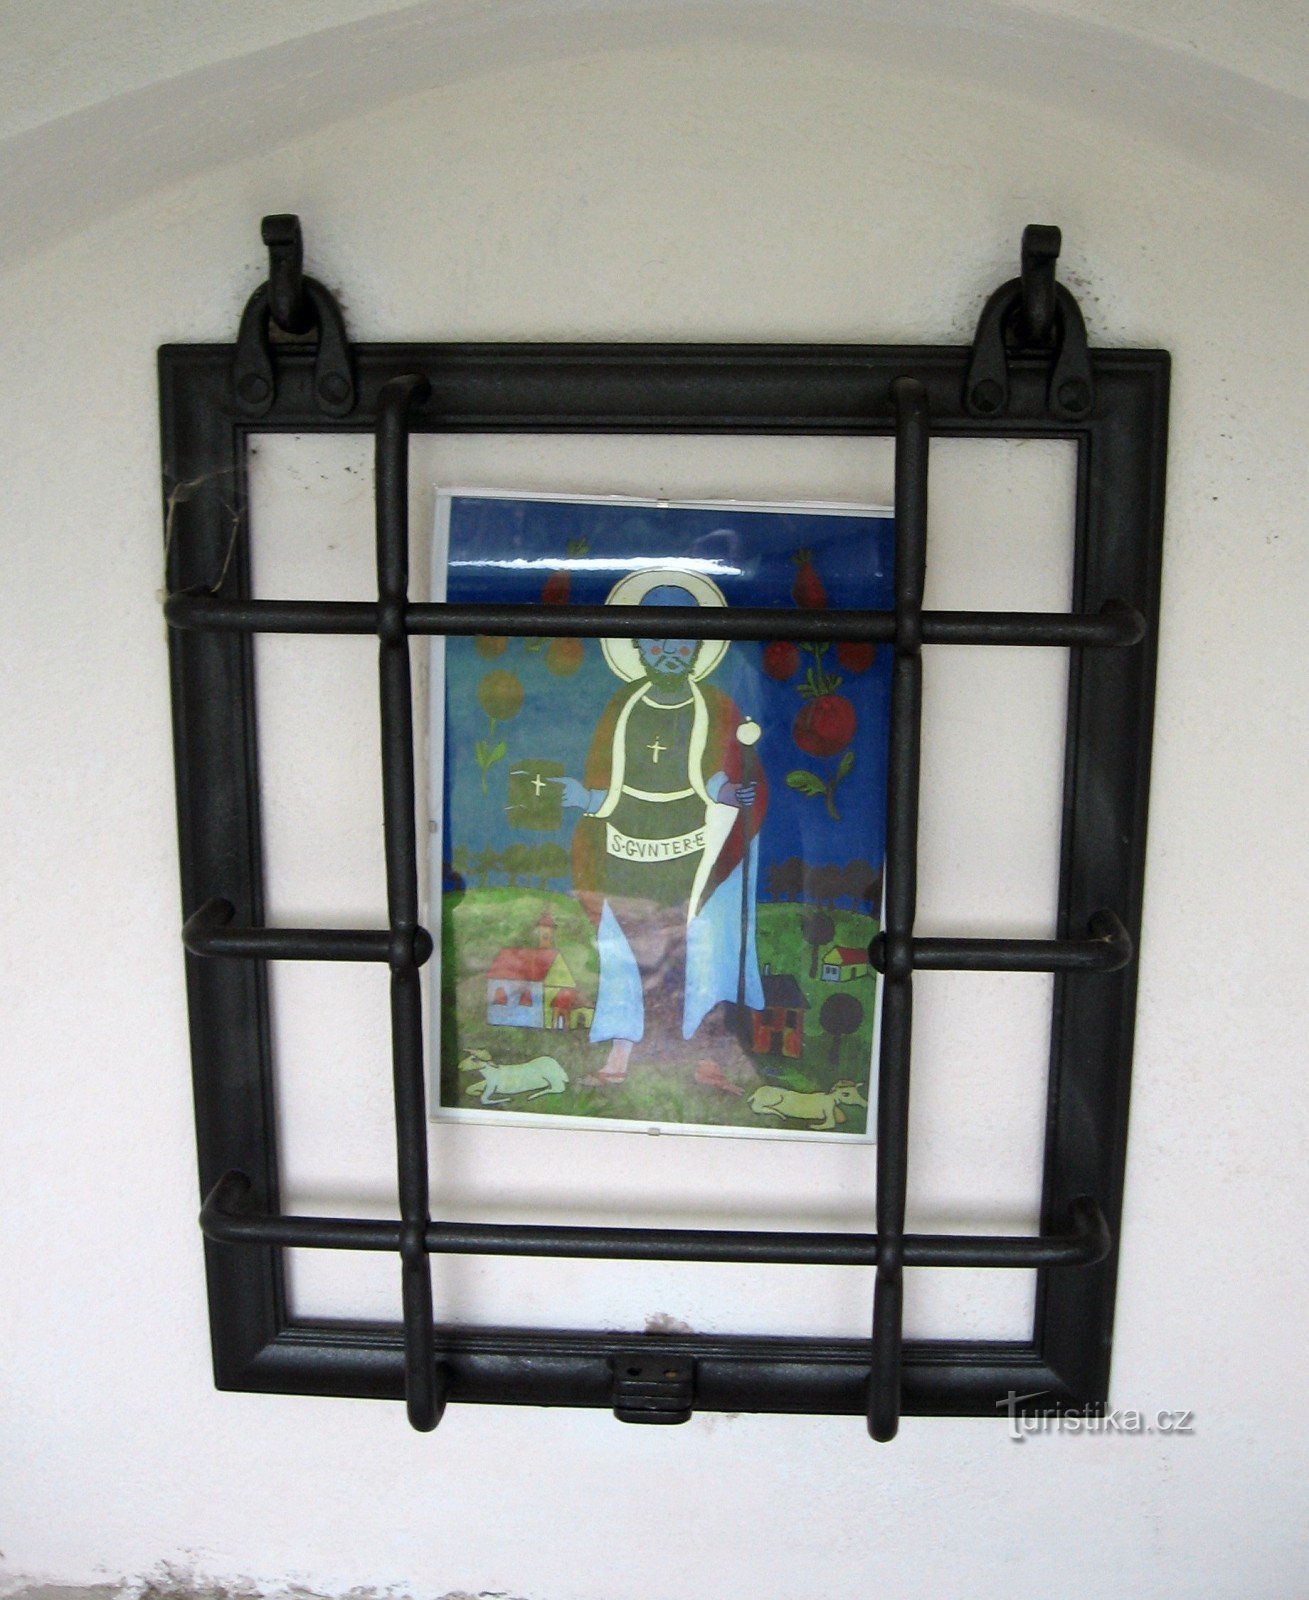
[695, 1058, 745, 1095]
[581, 1039, 633, 1087]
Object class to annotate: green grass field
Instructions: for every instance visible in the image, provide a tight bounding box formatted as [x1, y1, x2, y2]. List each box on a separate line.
[438, 886, 879, 1135]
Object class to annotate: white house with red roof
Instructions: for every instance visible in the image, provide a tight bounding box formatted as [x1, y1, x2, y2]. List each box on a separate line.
[819, 941, 871, 982]
[485, 911, 577, 1028]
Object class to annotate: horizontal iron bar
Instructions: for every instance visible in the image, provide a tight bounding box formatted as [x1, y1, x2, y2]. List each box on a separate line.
[165, 593, 1144, 647]
[250, 1320, 1086, 1418]
[201, 1173, 1110, 1269]
[872, 912, 1132, 975]
[183, 898, 433, 966]
[163, 338, 1166, 437]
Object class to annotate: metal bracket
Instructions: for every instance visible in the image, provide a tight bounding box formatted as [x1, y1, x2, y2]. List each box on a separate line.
[612, 1355, 696, 1424]
[233, 214, 355, 419]
[966, 223, 1094, 422]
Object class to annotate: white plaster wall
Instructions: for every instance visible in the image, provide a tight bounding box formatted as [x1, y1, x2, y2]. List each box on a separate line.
[3, 0, 1307, 274]
[1, 5, 1307, 1598]
[5, 0, 1307, 142]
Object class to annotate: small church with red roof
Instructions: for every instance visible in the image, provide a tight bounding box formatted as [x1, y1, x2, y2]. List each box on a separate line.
[485, 910, 593, 1031]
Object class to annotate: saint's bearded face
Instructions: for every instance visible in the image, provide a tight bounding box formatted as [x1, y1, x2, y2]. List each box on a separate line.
[637, 637, 700, 681]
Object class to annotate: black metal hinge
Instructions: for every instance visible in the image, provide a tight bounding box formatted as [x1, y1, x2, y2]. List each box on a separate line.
[966, 223, 1094, 422]
[232, 214, 355, 419]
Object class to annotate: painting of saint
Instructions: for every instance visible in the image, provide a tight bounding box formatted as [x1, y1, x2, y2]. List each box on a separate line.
[431, 492, 894, 1139]
[560, 570, 765, 1089]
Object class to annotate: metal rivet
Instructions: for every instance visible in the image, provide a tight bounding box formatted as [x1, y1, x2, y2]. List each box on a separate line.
[971, 378, 1002, 414]
[237, 374, 270, 404]
[1058, 379, 1090, 413]
[318, 374, 350, 405]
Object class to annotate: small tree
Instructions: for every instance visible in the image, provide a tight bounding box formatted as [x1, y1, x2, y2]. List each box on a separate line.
[801, 909, 836, 978]
[526, 841, 549, 889]
[843, 857, 882, 907]
[538, 841, 570, 888]
[772, 856, 804, 902]
[819, 991, 864, 1069]
[808, 862, 842, 907]
[505, 842, 537, 886]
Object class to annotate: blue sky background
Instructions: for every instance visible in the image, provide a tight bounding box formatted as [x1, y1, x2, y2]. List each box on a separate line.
[438, 495, 894, 890]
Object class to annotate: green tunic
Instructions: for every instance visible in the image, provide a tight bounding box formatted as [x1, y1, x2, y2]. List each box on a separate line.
[601, 695, 706, 909]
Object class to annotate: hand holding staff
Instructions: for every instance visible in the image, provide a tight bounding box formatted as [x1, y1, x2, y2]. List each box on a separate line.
[735, 719, 761, 1015]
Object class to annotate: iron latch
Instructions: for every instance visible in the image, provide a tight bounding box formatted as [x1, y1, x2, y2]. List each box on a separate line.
[613, 1354, 696, 1424]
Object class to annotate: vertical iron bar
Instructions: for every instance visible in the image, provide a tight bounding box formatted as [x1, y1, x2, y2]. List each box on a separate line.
[375, 373, 443, 1431]
[868, 377, 929, 1440]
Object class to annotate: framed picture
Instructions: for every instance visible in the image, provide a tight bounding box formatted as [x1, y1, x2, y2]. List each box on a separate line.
[163, 253, 1165, 1422]
[429, 490, 894, 1139]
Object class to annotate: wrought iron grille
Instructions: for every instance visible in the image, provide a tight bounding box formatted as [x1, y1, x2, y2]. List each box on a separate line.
[162, 218, 1168, 1436]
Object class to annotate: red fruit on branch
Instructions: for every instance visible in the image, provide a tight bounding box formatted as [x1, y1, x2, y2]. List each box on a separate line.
[763, 640, 801, 680]
[792, 694, 856, 757]
[835, 640, 877, 674]
[541, 538, 590, 605]
[791, 548, 827, 610]
[477, 669, 524, 725]
[545, 637, 584, 676]
[540, 571, 570, 605]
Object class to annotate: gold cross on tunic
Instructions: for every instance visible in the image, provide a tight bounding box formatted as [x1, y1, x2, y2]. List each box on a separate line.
[531, 773, 545, 795]
[647, 735, 666, 764]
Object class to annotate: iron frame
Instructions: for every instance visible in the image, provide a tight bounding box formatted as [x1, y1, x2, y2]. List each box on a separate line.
[162, 283, 1168, 1433]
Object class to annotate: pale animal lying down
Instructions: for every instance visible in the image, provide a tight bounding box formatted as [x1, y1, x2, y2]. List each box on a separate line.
[459, 1049, 569, 1106]
[747, 1080, 868, 1131]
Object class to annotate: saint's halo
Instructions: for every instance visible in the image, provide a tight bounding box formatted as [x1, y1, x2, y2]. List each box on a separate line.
[600, 567, 730, 683]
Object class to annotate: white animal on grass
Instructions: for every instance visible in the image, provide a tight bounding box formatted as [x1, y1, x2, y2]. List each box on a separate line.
[747, 1080, 868, 1131]
[459, 1048, 569, 1105]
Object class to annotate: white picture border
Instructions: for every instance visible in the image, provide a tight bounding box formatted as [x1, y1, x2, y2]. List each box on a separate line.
[428, 488, 890, 1143]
